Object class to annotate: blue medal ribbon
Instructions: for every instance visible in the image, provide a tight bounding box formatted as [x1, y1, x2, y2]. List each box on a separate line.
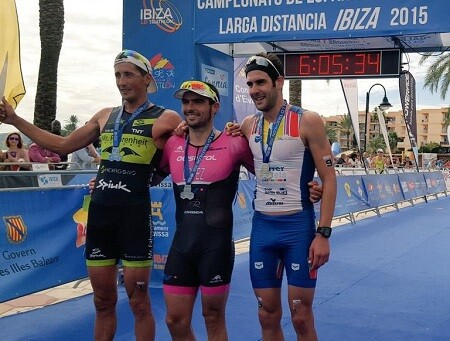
[109, 100, 149, 161]
[258, 101, 287, 164]
[183, 130, 216, 185]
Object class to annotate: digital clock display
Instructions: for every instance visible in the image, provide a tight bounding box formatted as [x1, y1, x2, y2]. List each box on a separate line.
[277, 50, 401, 79]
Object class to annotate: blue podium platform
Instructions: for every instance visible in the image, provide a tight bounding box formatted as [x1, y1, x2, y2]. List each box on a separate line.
[1, 196, 450, 341]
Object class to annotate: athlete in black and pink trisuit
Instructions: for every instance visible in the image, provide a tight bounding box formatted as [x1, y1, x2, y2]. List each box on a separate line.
[160, 131, 253, 294]
[158, 80, 254, 340]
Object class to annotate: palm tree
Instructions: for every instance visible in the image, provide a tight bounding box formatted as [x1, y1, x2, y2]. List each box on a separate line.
[337, 114, 354, 150]
[419, 52, 450, 100]
[289, 79, 302, 107]
[33, 0, 64, 131]
[388, 131, 399, 153]
[367, 135, 386, 154]
[62, 115, 79, 136]
[324, 123, 337, 143]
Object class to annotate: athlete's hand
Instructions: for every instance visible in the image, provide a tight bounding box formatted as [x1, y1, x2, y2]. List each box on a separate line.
[224, 122, 242, 136]
[89, 177, 96, 195]
[308, 236, 330, 270]
[174, 121, 188, 137]
[308, 180, 323, 203]
[0, 97, 18, 125]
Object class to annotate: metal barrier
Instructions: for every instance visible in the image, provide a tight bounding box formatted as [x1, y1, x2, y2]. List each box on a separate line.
[0, 168, 98, 190]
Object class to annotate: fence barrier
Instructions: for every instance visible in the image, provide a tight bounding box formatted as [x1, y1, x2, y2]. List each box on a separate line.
[0, 170, 448, 302]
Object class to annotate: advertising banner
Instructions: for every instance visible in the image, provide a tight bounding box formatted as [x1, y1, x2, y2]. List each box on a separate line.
[423, 171, 447, 195]
[148, 180, 177, 286]
[194, 44, 234, 130]
[362, 174, 403, 207]
[193, 1, 450, 44]
[398, 172, 427, 200]
[334, 175, 370, 216]
[1, 171, 445, 301]
[232, 179, 255, 241]
[233, 57, 257, 123]
[0, 188, 89, 302]
[399, 71, 418, 165]
[340, 79, 360, 151]
[122, 1, 194, 111]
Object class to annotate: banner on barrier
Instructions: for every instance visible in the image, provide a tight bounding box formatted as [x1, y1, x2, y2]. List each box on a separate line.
[1, 172, 447, 302]
[0, 188, 89, 302]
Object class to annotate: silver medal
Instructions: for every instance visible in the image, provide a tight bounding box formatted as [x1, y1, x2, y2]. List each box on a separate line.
[180, 184, 194, 200]
[259, 163, 273, 180]
[109, 147, 122, 161]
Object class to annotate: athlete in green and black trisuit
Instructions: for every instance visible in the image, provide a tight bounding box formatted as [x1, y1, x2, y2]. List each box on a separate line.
[0, 50, 182, 340]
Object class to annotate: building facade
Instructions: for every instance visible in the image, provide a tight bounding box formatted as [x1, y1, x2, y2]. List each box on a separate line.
[322, 107, 450, 152]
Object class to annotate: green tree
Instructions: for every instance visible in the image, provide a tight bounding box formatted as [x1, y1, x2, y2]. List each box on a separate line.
[419, 142, 440, 153]
[33, 0, 65, 131]
[419, 52, 450, 100]
[324, 123, 337, 143]
[337, 114, 354, 150]
[388, 131, 399, 153]
[62, 115, 79, 136]
[367, 135, 386, 154]
[289, 79, 302, 107]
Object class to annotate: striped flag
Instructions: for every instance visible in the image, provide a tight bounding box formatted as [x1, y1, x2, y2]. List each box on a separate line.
[0, 0, 26, 109]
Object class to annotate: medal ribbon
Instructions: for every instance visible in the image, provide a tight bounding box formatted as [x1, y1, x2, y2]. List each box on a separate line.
[183, 130, 215, 185]
[112, 100, 149, 148]
[258, 101, 287, 164]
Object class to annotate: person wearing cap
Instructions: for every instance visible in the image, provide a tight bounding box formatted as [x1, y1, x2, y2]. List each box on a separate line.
[240, 52, 337, 340]
[156, 80, 254, 340]
[371, 149, 387, 173]
[0, 49, 182, 340]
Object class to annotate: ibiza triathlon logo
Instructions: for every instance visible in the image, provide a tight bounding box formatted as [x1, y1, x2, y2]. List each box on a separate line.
[139, 1, 182, 91]
[140, 0, 183, 33]
[3, 216, 28, 244]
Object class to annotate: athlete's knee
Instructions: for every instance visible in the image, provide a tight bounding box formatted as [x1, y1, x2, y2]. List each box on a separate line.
[93, 293, 117, 314]
[291, 299, 314, 335]
[257, 296, 282, 329]
[165, 312, 190, 332]
[128, 282, 151, 318]
[202, 304, 225, 329]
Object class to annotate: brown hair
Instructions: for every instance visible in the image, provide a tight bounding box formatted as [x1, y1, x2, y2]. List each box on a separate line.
[5, 132, 23, 149]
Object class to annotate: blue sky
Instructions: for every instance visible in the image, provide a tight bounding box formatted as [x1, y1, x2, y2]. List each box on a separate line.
[1, 0, 448, 134]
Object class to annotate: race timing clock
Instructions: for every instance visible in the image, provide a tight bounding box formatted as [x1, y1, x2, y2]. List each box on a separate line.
[277, 50, 401, 79]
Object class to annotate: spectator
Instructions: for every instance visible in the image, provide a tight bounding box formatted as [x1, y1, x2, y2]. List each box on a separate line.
[443, 159, 450, 169]
[335, 153, 351, 167]
[28, 142, 61, 169]
[371, 149, 387, 173]
[402, 156, 414, 169]
[1, 132, 30, 171]
[392, 157, 401, 168]
[362, 151, 371, 168]
[348, 152, 362, 168]
[51, 119, 69, 170]
[68, 144, 101, 170]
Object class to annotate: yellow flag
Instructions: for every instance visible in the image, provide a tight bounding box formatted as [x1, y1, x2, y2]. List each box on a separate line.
[0, 0, 26, 109]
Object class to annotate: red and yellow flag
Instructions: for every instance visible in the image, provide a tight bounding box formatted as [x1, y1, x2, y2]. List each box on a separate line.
[0, 0, 26, 109]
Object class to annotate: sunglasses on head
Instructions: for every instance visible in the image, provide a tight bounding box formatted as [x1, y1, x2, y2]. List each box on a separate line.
[179, 81, 219, 103]
[116, 50, 150, 73]
[8, 136, 20, 141]
[245, 56, 281, 77]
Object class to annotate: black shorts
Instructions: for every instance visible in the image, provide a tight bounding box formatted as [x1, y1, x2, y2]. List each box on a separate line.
[163, 215, 234, 288]
[85, 201, 153, 267]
